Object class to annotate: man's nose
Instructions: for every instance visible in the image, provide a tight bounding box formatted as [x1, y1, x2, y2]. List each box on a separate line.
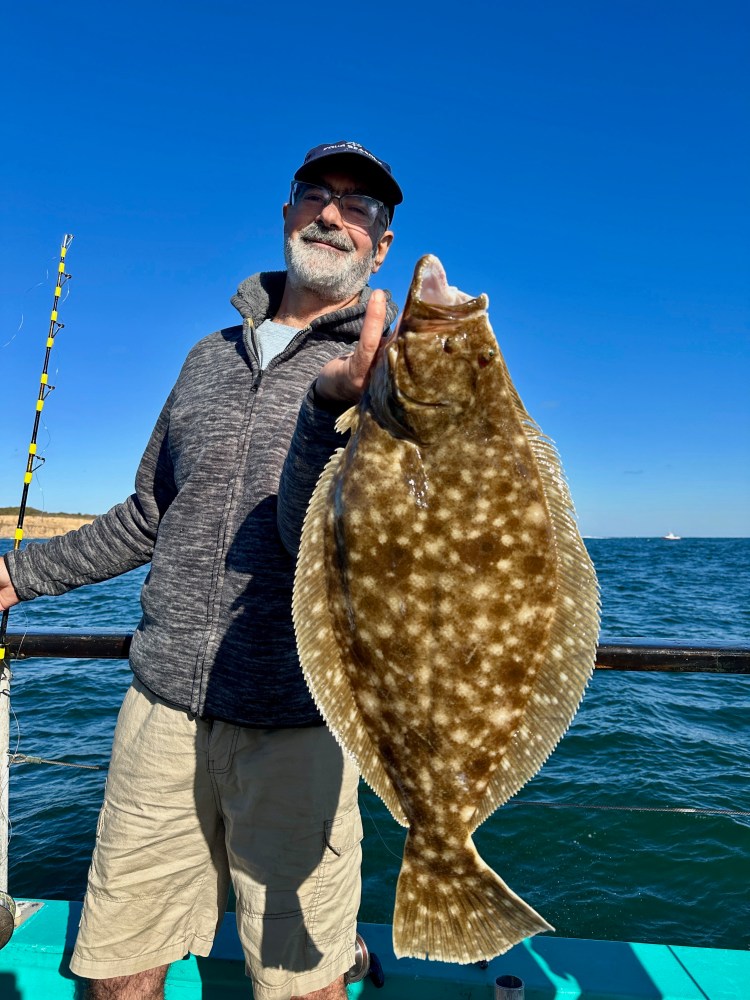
[318, 198, 344, 228]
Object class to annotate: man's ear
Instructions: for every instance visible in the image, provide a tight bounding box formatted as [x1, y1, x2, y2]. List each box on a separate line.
[372, 230, 394, 273]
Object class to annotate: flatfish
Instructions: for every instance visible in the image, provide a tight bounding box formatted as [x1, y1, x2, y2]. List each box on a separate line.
[293, 255, 600, 963]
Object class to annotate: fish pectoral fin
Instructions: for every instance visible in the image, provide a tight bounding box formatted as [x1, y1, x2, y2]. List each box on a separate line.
[392, 830, 552, 964]
[334, 405, 359, 434]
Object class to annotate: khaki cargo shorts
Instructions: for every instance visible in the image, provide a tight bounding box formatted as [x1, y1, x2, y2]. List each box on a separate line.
[69, 677, 363, 1000]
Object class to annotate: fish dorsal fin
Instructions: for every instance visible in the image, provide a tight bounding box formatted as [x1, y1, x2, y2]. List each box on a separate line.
[335, 405, 359, 435]
[471, 402, 600, 831]
[293, 444, 409, 827]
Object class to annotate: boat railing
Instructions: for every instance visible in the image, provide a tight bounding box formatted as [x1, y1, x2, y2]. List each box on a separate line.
[3, 631, 749, 673]
[2, 631, 748, 956]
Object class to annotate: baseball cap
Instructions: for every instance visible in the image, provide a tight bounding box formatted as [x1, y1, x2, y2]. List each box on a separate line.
[294, 141, 403, 220]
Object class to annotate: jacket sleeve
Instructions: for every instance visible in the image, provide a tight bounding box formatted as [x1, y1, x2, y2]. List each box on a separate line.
[4, 390, 178, 600]
[276, 382, 350, 558]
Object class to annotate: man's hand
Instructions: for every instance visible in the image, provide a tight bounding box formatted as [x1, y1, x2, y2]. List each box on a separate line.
[315, 289, 388, 404]
[0, 557, 19, 612]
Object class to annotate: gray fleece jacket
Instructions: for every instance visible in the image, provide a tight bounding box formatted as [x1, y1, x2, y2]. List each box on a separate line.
[5, 272, 398, 727]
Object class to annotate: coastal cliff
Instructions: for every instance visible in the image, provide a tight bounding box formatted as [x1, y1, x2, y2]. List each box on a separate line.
[0, 509, 96, 539]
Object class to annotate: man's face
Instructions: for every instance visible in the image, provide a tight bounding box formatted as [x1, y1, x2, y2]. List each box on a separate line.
[283, 170, 393, 303]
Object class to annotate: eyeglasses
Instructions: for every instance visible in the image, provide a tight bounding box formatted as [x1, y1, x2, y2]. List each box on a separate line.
[289, 180, 388, 230]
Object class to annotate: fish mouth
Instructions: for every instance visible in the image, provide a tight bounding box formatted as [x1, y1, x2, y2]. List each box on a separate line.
[414, 255, 473, 307]
[403, 255, 488, 321]
[367, 254, 489, 440]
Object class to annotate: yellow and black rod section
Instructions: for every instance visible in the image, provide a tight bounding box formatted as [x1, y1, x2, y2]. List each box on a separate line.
[0, 234, 73, 656]
[0, 233, 74, 949]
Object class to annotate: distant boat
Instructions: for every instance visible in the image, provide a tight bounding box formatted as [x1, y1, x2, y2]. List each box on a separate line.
[662, 532, 681, 540]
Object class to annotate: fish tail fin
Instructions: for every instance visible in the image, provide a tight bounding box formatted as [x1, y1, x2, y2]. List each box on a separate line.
[393, 829, 553, 963]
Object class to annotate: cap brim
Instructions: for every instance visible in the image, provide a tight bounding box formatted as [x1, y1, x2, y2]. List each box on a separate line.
[294, 152, 403, 211]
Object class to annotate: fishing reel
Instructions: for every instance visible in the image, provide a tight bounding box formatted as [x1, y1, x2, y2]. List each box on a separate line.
[0, 891, 15, 949]
[344, 933, 385, 989]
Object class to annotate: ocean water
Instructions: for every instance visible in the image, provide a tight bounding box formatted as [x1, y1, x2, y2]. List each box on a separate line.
[2, 537, 749, 950]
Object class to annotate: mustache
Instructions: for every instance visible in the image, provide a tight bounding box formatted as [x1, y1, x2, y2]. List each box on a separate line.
[298, 221, 355, 252]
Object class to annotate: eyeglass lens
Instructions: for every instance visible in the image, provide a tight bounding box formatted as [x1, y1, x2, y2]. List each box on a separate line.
[292, 182, 384, 227]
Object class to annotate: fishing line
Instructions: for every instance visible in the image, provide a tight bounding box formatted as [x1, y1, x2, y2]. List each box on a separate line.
[507, 799, 750, 819]
[31, 284, 71, 505]
[8, 754, 103, 772]
[358, 791, 405, 863]
[0, 699, 22, 850]
[0, 258, 60, 350]
[358, 792, 748, 864]
[0, 809, 10, 854]
[2, 315, 28, 352]
[8, 700, 20, 767]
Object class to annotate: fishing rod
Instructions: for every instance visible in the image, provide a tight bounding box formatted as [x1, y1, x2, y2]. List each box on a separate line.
[0, 233, 74, 949]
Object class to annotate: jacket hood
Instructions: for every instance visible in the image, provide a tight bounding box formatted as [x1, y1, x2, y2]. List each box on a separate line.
[230, 271, 399, 341]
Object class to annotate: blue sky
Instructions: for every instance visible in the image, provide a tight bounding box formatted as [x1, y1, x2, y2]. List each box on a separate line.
[1, 1, 747, 537]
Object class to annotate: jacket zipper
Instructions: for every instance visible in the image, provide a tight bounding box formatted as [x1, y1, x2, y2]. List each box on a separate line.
[194, 321, 311, 711]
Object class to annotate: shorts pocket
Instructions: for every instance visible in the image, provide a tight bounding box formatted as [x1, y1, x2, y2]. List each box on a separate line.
[307, 803, 363, 948]
[323, 804, 364, 857]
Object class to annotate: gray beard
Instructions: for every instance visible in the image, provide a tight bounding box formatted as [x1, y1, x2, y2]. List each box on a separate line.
[284, 222, 376, 302]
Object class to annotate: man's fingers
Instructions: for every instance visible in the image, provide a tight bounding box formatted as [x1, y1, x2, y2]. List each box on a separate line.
[314, 290, 388, 402]
[352, 290, 387, 376]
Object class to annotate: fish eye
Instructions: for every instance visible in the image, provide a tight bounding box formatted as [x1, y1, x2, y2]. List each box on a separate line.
[442, 338, 454, 354]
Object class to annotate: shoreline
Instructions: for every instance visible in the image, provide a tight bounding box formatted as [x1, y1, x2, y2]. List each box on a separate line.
[0, 514, 95, 539]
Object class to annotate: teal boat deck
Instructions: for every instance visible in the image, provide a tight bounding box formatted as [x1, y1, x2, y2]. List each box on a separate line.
[0, 900, 747, 999]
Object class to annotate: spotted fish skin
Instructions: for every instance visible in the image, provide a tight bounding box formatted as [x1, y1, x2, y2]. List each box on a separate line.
[293, 255, 600, 963]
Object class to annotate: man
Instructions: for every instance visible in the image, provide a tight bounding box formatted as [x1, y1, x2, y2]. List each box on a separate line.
[0, 140, 402, 1000]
